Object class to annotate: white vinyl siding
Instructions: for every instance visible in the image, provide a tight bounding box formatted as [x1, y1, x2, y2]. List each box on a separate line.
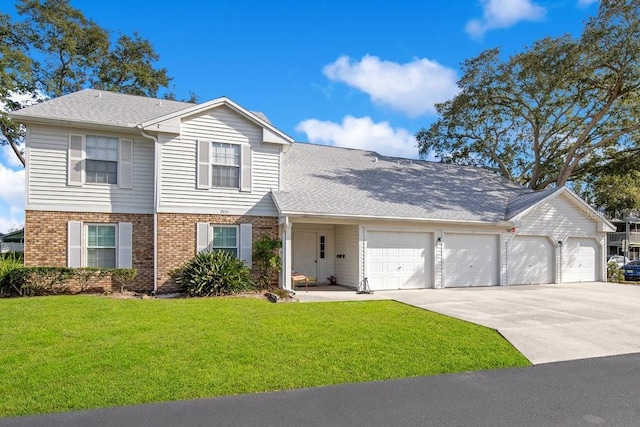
[27, 126, 153, 213]
[160, 106, 280, 216]
[518, 195, 597, 240]
[334, 225, 360, 288]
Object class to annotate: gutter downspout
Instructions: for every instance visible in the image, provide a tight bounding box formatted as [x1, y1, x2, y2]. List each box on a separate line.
[137, 125, 159, 295]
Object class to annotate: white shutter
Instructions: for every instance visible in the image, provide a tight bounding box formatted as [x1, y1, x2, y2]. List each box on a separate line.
[196, 140, 210, 189]
[68, 134, 84, 186]
[68, 221, 83, 267]
[118, 138, 133, 189]
[239, 223, 252, 266]
[240, 144, 252, 192]
[196, 222, 210, 253]
[117, 222, 133, 268]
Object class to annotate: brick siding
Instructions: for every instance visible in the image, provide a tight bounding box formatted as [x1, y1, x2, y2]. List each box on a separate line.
[25, 211, 154, 292]
[157, 213, 278, 293]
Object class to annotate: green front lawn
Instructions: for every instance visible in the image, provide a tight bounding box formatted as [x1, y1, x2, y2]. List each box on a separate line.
[0, 296, 529, 417]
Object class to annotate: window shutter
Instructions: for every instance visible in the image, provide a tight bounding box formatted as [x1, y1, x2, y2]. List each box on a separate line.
[196, 222, 210, 253]
[117, 222, 133, 268]
[197, 140, 210, 189]
[240, 144, 252, 192]
[118, 139, 133, 189]
[68, 134, 84, 186]
[68, 221, 82, 267]
[239, 223, 252, 266]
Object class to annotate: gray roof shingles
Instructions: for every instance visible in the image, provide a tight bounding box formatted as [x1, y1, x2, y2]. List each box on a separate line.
[10, 89, 194, 128]
[273, 143, 541, 223]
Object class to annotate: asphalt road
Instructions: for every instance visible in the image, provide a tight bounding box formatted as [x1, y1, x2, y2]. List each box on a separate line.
[2, 353, 639, 427]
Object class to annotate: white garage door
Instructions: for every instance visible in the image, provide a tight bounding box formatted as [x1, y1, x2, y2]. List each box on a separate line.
[367, 231, 433, 290]
[508, 236, 554, 285]
[562, 238, 598, 283]
[444, 233, 499, 287]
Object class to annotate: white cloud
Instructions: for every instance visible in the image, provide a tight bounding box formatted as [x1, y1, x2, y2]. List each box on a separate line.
[2, 144, 24, 168]
[296, 115, 420, 159]
[577, 0, 598, 7]
[465, 0, 546, 39]
[322, 55, 459, 117]
[0, 163, 25, 232]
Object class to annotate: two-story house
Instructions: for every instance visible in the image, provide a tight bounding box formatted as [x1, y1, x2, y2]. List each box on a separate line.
[10, 89, 615, 293]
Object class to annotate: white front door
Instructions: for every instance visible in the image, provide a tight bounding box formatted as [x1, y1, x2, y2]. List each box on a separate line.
[293, 231, 317, 279]
[444, 233, 499, 287]
[367, 231, 433, 290]
[508, 236, 554, 285]
[562, 238, 598, 282]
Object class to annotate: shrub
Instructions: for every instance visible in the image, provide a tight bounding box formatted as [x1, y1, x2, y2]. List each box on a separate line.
[608, 262, 624, 283]
[253, 234, 282, 290]
[0, 267, 137, 297]
[0, 253, 23, 295]
[111, 269, 138, 293]
[171, 251, 254, 297]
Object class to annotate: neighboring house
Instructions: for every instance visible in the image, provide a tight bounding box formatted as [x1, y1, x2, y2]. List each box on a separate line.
[0, 228, 24, 253]
[607, 217, 640, 261]
[10, 89, 615, 293]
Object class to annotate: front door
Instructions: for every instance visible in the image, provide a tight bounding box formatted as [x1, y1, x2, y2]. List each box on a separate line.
[293, 231, 318, 279]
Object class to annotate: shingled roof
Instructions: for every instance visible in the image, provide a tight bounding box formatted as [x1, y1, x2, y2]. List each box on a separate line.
[10, 89, 194, 128]
[272, 143, 536, 223]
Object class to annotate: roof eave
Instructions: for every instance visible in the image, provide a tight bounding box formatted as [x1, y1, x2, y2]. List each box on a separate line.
[8, 115, 139, 134]
[278, 210, 511, 226]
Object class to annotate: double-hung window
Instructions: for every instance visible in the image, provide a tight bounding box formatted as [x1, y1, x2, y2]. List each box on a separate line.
[85, 135, 119, 184]
[86, 224, 117, 268]
[211, 143, 240, 188]
[212, 225, 238, 257]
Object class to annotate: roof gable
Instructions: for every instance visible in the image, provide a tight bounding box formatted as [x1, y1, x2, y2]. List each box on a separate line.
[507, 187, 615, 232]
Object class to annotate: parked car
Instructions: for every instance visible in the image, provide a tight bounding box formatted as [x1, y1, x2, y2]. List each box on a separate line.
[608, 255, 629, 268]
[623, 260, 640, 282]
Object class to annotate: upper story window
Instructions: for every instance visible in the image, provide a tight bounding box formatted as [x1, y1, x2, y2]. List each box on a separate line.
[196, 140, 251, 192]
[85, 135, 118, 184]
[68, 134, 133, 189]
[211, 143, 240, 188]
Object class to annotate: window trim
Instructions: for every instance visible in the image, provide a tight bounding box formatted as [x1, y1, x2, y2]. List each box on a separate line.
[84, 135, 120, 185]
[85, 223, 117, 268]
[67, 133, 133, 189]
[210, 142, 240, 189]
[211, 224, 239, 256]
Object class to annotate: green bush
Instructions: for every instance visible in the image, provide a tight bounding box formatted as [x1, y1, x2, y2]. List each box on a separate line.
[253, 234, 281, 290]
[111, 269, 138, 293]
[0, 267, 137, 297]
[171, 251, 254, 297]
[607, 262, 624, 283]
[0, 253, 23, 295]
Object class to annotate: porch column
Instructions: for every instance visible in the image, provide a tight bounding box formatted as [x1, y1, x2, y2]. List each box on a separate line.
[280, 217, 292, 290]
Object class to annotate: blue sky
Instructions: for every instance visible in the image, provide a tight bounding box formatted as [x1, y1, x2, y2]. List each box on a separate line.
[0, 0, 600, 232]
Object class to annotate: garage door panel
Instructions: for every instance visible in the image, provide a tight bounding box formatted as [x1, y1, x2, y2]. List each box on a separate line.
[444, 234, 499, 287]
[367, 231, 433, 290]
[562, 238, 598, 283]
[508, 236, 554, 285]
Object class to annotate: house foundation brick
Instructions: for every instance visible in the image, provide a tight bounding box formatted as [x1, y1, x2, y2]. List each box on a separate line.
[157, 213, 278, 293]
[25, 210, 154, 292]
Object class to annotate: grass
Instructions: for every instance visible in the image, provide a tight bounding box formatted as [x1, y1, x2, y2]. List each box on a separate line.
[0, 296, 530, 418]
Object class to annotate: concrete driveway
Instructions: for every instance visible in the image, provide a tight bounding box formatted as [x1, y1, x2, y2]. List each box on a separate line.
[295, 282, 640, 364]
